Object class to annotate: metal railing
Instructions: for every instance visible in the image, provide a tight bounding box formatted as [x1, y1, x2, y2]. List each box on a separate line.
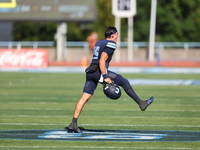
[0, 41, 200, 50]
[0, 41, 55, 49]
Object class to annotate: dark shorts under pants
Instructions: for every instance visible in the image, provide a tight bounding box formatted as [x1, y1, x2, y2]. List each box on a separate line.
[83, 69, 122, 95]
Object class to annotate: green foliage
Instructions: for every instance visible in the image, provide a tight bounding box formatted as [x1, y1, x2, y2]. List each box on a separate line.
[13, 0, 200, 42]
[93, 0, 115, 39]
[134, 0, 151, 41]
[13, 22, 57, 41]
[156, 0, 200, 42]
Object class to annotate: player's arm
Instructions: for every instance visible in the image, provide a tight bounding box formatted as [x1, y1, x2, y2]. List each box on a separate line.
[99, 52, 107, 75]
[99, 52, 112, 84]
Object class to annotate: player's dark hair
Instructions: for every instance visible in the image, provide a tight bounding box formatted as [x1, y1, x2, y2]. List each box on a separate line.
[105, 27, 118, 38]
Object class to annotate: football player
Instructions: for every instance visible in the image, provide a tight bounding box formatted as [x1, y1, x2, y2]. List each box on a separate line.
[67, 27, 154, 133]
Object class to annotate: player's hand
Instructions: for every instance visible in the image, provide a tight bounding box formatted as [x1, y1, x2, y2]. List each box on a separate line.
[104, 78, 112, 84]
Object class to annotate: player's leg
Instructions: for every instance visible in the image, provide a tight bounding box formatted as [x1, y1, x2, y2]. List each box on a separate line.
[68, 92, 92, 133]
[108, 70, 141, 103]
[108, 71, 154, 111]
[67, 76, 98, 133]
[118, 77, 154, 111]
[73, 92, 92, 118]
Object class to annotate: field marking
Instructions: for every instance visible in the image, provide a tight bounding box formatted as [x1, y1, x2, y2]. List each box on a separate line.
[0, 146, 199, 149]
[0, 123, 199, 128]
[1, 102, 200, 106]
[1, 107, 200, 112]
[1, 115, 200, 119]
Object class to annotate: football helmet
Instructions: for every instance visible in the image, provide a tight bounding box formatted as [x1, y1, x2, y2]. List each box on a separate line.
[103, 82, 121, 100]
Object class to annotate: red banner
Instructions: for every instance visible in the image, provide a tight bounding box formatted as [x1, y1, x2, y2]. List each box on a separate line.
[0, 49, 48, 68]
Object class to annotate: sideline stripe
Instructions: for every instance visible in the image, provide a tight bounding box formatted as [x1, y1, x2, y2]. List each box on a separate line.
[128, 79, 200, 86]
[1, 67, 200, 74]
[0, 146, 199, 149]
[0, 123, 199, 128]
[111, 67, 200, 74]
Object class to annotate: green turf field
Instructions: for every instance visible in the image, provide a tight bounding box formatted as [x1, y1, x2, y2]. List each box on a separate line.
[0, 71, 200, 150]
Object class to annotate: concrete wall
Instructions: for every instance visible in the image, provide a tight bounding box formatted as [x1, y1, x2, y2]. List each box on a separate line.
[47, 47, 200, 62]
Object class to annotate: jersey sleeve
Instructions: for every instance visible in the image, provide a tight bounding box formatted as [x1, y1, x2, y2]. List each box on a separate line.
[102, 41, 116, 55]
[106, 42, 116, 49]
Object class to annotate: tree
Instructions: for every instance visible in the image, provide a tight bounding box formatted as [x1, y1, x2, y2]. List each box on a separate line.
[13, 22, 56, 41]
[13, 0, 200, 42]
[155, 0, 200, 42]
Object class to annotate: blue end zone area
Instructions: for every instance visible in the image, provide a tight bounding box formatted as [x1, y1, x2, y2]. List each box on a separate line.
[0, 129, 200, 142]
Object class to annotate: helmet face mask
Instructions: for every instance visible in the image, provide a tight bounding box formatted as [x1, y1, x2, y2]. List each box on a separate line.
[103, 83, 121, 100]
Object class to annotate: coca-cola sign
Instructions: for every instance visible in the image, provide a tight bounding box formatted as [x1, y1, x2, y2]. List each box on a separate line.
[0, 49, 48, 68]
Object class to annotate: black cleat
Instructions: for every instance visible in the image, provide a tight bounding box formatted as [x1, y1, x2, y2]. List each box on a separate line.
[66, 122, 82, 133]
[139, 96, 154, 111]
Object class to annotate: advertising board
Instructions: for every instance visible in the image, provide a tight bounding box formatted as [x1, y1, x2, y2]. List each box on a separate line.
[0, 49, 48, 68]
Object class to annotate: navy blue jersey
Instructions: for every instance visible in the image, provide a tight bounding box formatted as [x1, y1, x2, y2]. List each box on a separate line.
[83, 39, 117, 95]
[91, 40, 116, 68]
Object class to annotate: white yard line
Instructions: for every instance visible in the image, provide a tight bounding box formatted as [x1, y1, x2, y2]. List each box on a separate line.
[1, 107, 200, 112]
[1, 102, 200, 106]
[1, 114, 200, 119]
[0, 146, 199, 149]
[0, 123, 199, 128]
